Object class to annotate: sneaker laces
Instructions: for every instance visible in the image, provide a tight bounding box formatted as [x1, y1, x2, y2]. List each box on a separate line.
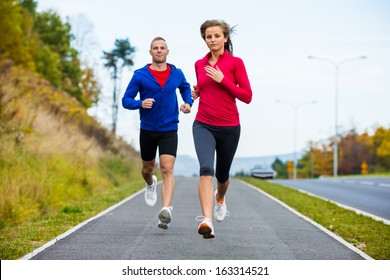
[145, 185, 155, 199]
[195, 216, 210, 222]
[215, 203, 230, 217]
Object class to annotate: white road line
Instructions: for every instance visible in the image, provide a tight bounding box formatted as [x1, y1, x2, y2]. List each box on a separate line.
[273, 182, 390, 226]
[241, 180, 374, 260]
[345, 180, 356, 184]
[360, 181, 374, 185]
[324, 179, 390, 188]
[20, 188, 145, 260]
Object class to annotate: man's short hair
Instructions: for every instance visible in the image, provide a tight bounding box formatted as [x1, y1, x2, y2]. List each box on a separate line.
[150, 37, 166, 49]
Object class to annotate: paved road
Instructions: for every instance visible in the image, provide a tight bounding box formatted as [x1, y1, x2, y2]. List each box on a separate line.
[272, 177, 390, 222]
[26, 177, 369, 260]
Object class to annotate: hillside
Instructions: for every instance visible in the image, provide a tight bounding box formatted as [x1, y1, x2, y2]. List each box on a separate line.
[0, 59, 144, 252]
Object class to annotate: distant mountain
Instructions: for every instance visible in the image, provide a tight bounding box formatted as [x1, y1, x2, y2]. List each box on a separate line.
[174, 155, 200, 177]
[174, 152, 302, 177]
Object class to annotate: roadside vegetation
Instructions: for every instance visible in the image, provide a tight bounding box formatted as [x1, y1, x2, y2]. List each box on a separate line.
[0, 0, 100, 107]
[268, 127, 390, 180]
[0, 174, 143, 259]
[235, 127, 390, 180]
[241, 177, 390, 260]
[0, 60, 144, 259]
[0, 1, 145, 259]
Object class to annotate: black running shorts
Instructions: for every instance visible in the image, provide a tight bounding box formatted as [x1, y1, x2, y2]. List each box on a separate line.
[139, 129, 178, 161]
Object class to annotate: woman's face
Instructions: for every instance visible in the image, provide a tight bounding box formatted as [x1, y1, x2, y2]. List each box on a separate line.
[204, 26, 227, 53]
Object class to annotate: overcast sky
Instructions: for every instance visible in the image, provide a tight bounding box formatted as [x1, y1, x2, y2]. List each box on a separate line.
[38, 0, 390, 159]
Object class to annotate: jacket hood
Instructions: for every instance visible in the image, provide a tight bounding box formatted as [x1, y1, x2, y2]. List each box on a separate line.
[135, 63, 177, 78]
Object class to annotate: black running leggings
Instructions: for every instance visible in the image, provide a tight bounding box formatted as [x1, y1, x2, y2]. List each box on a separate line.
[192, 120, 240, 183]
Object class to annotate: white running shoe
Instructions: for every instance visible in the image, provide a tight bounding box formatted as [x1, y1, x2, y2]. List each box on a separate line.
[158, 206, 173, 229]
[144, 175, 157, 206]
[196, 216, 215, 239]
[214, 189, 229, 222]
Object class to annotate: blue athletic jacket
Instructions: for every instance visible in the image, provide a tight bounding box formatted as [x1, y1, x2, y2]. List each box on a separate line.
[122, 63, 193, 132]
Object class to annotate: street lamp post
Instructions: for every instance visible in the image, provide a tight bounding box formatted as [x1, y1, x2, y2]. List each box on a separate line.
[308, 55, 366, 177]
[275, 100, 316, 179]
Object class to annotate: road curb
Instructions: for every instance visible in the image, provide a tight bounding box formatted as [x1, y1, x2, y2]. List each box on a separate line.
[240, 180, 374, 260]
[20, 188, 145, 260]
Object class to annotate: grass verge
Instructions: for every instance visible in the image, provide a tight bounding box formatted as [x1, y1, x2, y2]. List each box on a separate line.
[0, 179, 143, 259]
[240, 177, 390, 260]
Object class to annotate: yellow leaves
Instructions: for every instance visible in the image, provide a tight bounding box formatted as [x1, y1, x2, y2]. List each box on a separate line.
[373, 127, 390, 167]
[80, 66, 101, 108]
[0, 0, 34, 66]
[377, 139, 390, 167]
[377, 141, 390, 157]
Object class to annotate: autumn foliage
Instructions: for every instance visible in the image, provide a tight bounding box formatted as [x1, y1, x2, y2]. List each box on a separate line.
[296, 128, 390, 178]
[0, 0, 100, 108]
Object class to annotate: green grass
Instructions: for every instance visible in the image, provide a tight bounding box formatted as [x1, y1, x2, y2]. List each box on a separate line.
[240, 177, 390, 260]
[0, 143, 144, 259]
[0, 61, 148, 259]
[0, 179, 143, 259]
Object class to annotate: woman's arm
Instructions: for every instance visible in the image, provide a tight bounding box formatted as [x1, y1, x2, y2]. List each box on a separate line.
[220, 58, 252, 104]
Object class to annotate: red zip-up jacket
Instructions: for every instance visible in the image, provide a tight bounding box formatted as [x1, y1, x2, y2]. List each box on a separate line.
[194, 50, 252, 126]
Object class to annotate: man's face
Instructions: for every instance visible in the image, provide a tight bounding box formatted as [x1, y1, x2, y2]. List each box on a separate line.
[149, 40, 169, 64]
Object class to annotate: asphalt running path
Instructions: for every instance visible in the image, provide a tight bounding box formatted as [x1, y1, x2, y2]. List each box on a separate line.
[25, 177, 369, 260]
[272, 177, 390, 222]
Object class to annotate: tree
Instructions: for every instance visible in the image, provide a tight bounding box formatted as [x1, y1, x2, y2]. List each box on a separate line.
[272, 157, 288, 179]
[298, 139, 333, 177]
[79, 66, 101, 108]
[356, 131, 376, 172]
[373, 127, 390, 171]
[102, 51, 118, 133]
[19, 0, 37, 18]
[296, 142, 318, 178]
[0, 1, 99, 108]
[338, 129, 368, 174]
[34, 10, 82, 101]
[0, 0, 34, 68]
[68, 14, 101, 108]
[296, 127, 389, 176]
[102, 39, 136, 133]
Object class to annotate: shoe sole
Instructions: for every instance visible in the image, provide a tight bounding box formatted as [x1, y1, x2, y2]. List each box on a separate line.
[214, 214, 225, 222]
[158, 222, 168, 230]
[198, 223, 215, 239]
[159, 209, 172, 224]
[145, 200, 157, 207]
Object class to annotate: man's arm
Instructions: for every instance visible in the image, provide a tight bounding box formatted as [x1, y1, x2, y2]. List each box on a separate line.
[122, 76, 143, 110]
